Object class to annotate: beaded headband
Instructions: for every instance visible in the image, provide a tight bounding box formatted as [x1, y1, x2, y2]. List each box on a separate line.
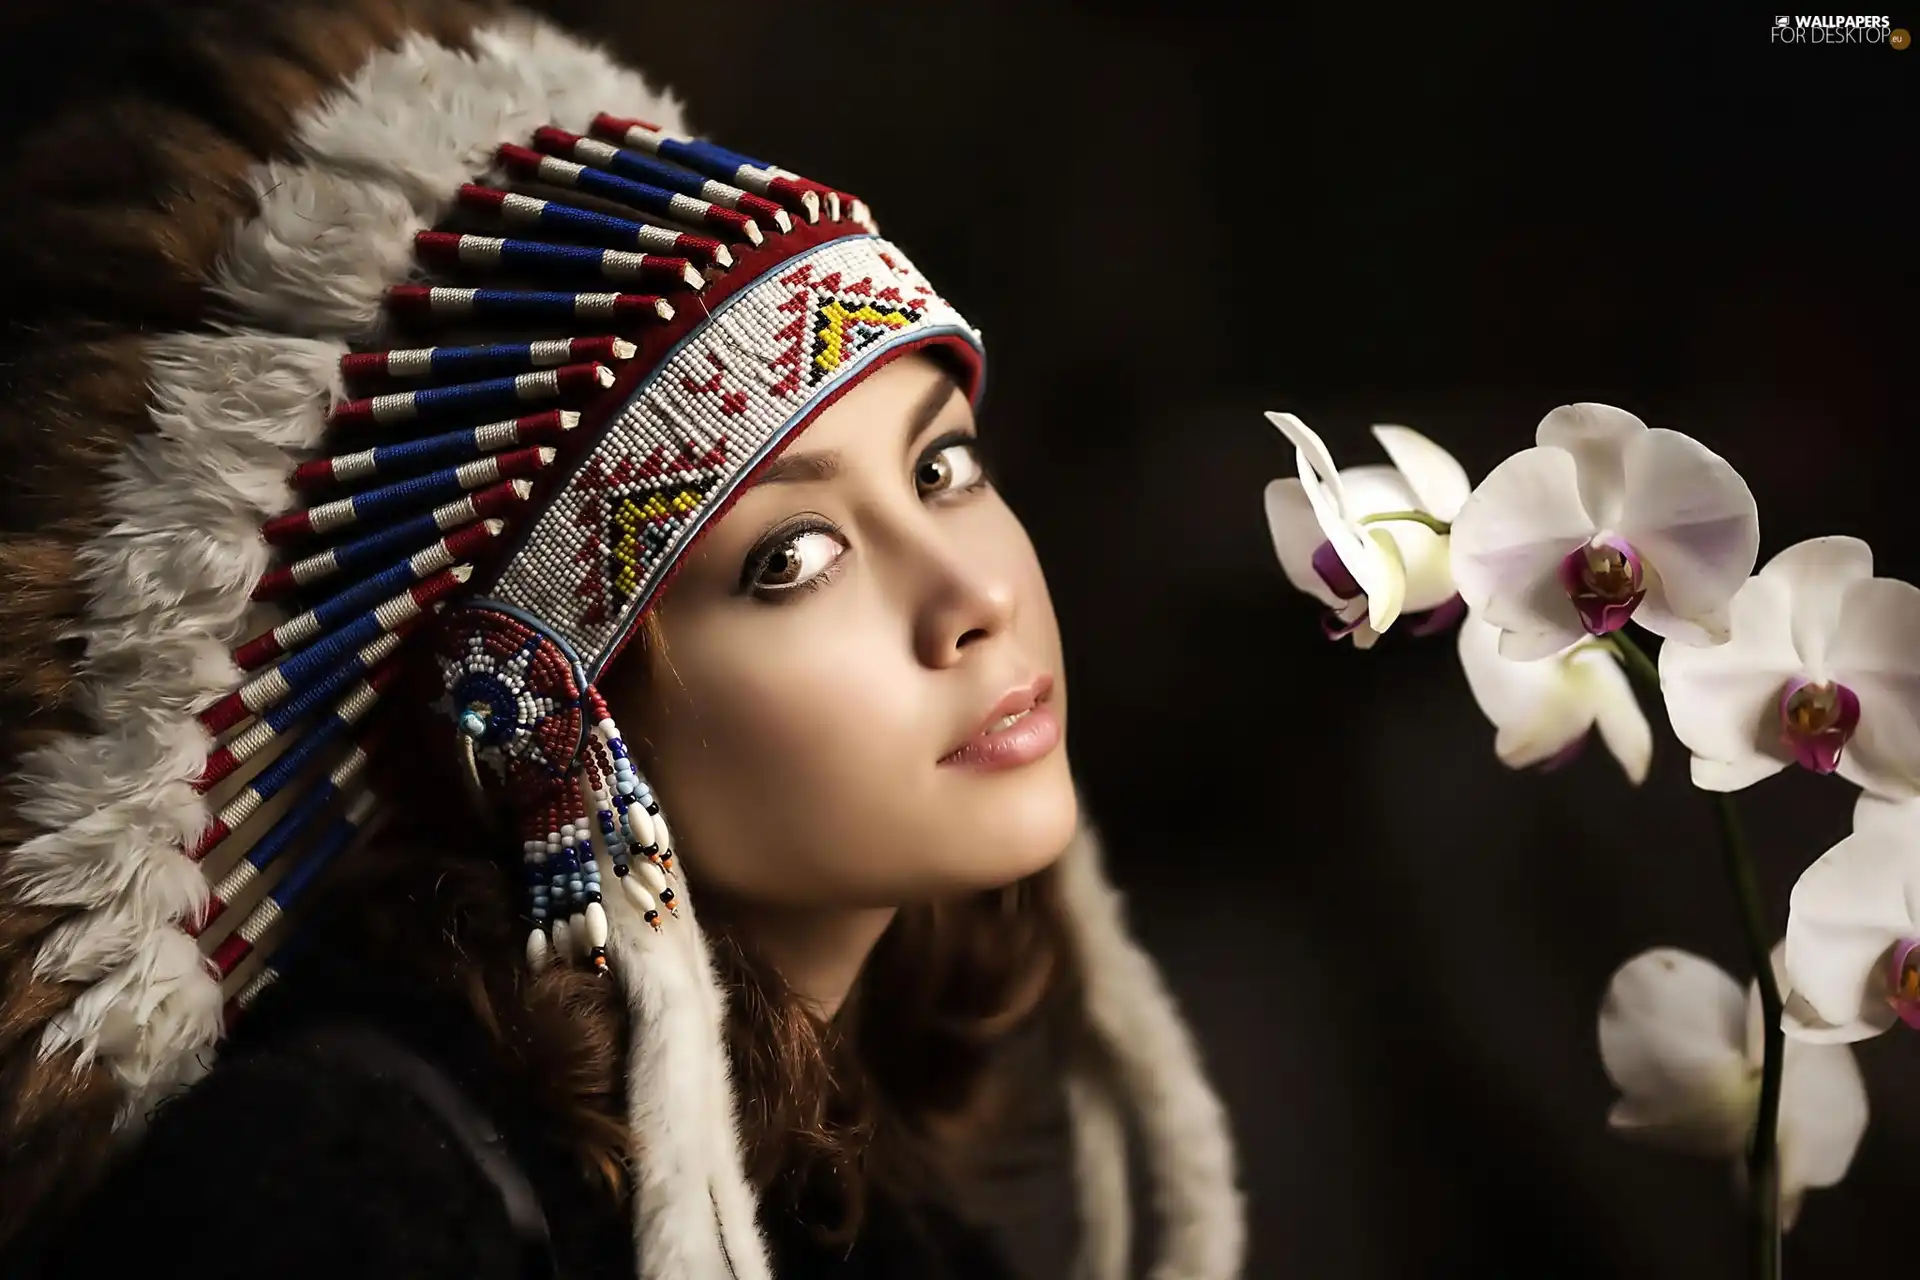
[198, 113, 984, 1011]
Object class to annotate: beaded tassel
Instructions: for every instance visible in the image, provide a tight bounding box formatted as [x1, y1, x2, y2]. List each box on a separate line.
[213, 99, 909, 1008]
[253, 481, 530, 601]
[341, 336, 636, 383]
[326, 364, 613, 429]
[414, 231, 707, 291]
[292, 413, 577, 490]
[195, 738, 381, 934]
[531, 127, 794, 234]
[384, 286, 675, 326]
[190, 669, 397, 862]
[263, 454, 554, 543]
[589, 113, 831, 225]
[497, 144, 765, 246]
[457, 185, 734, 268]
[224, 928, 311, 1026]
[209, 788, 385, 978]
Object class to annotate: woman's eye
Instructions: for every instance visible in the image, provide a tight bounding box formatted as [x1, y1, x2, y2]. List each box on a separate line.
[753, 529, 845, 592]
[914, 441, 985, 497]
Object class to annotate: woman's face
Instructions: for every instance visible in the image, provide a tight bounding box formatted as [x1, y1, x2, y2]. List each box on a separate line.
[608, 352, 1078, 910]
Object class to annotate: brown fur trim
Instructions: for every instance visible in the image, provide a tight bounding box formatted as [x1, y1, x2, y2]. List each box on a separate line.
[0, 0, 505, 1250]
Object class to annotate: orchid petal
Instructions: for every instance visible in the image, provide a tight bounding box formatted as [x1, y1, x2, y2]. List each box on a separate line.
[1341, 466, 1457, 613]
[1761, 536, 1874, 676]
[1657, 571, 1801, 792]
[1853, 791, 1920, 843]
[1458, 615, 1589, 767]
[1370, 424, 1472, 522]
[1448, 445, 1594, 646]
[1535, 402, 1647, 529]
[1598, 948, 1753, 1159]
[1689, 754, 1790, 793]
[1263, 478, 1344, 609]
[1497, 622, 1590, 662]
[1494, 696, 1596, 772]
[1775, 1036, 1868, 1205]
[1827, 576, 1920, 801]
[1747, 943, 1872, 1210]
[1286, 439, 1396, 620]
[1571, 648, 1653, 784]
[1267, 412, 1355, 515]
[1614, 429, 1760, 647]
[1361, 525, 1407, 633]
[1784, 829, 1920, 1030]
[1265, 414, 1376, 599]
[1781, 985, 1899, 1043]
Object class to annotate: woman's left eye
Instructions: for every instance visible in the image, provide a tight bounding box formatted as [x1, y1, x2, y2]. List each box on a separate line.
[914, 440, 987, 498]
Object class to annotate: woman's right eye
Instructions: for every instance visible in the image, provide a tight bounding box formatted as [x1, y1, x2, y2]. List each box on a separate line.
[751, 529, 847, 595]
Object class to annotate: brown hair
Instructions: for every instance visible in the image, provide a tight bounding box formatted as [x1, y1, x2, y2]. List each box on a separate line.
[0, 0, 1084, 1244]
[353, 614, 1084, 1239]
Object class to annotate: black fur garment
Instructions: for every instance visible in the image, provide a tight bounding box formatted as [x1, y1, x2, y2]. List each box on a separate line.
[3, 954, 1023, 1280]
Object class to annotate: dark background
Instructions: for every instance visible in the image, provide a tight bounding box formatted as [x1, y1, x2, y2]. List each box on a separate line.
[0, 1, 1907, 1275]
[539, 4, 1918, 1276]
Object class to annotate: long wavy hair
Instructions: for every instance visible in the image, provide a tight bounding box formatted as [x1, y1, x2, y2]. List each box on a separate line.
[300, 609, 1085, 1239]
[0, 0, 1085, 1245]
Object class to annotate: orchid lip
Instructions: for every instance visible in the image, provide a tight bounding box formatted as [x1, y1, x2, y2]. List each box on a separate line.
[1310, 539, 1363, 601]
[1321, 608, 1366, 641]
[1557, 536, 1646, 636]
[1536, 733, 1589, 773]
[1778, 677, 1861, 774]
[1408, 593, 1467, 637]
[1888, 938, 1920, 1030]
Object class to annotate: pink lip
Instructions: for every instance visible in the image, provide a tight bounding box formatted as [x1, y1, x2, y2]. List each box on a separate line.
[938, 674, 1060, 770]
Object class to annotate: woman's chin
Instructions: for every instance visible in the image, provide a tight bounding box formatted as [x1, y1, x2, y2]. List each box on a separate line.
[931, 751, 1081, 892]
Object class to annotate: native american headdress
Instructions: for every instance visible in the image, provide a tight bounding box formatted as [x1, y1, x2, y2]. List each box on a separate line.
[0, 6, 1242, 1275]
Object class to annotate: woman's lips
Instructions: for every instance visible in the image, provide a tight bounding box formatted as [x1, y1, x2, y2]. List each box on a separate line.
[938, 675, 1061, 770]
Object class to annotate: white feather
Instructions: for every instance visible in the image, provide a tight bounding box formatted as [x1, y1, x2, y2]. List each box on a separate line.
[1058, 824, 1247, 1280]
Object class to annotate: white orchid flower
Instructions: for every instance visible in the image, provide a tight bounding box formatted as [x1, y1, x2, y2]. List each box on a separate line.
[1783, 791, 1920, 1043]
[1599, 947, 1867, 1227]
[1448, 403, 1760, 661]
[1660, 536, 1920, 797]
[1263, 412, 1471, 648]
[1456, 611, 1651, 782]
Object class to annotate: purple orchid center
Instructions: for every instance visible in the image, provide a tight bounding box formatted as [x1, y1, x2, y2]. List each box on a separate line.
[1777, 678, 1861, 774]
[1556, 537, 1646, 636]
[1408, 593, 1467, 637]
[1886, 939, 1920, 1030]
[1310, 540, 1363, 600]
[1536, 733, 1589, 773]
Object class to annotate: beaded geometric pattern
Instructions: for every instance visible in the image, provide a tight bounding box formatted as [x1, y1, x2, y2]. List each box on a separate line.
[433, 610, 585, 794]
[484, 235, 977, 680]
[189, 108, 985, 1006]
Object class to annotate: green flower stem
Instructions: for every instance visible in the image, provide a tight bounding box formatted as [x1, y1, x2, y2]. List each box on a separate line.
[1603, 629, 1663, 692]
[1717, 791, 1784, 1280]
[1355, 509, 1451, 535]
[1606, 629, 1782, 1279]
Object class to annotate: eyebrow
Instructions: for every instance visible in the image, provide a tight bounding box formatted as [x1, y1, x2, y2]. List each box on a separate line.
[746, 372, 962, 489]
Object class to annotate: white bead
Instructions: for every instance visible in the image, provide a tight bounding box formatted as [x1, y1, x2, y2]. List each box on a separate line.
[525, 929, 551, 971]
[585, 901, 609, 948]
[625, 802, 656, 849]
[551, 918, 574, 965]
[634, 857, 668, 896]
[597, 718, 617, 735]
[619, 875, 657, 915]
[654, 811, 673, 857]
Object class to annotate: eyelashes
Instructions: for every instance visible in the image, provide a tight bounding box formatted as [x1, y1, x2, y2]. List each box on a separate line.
[737, 432, 993, 601]
[740, 519, 845, 597]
